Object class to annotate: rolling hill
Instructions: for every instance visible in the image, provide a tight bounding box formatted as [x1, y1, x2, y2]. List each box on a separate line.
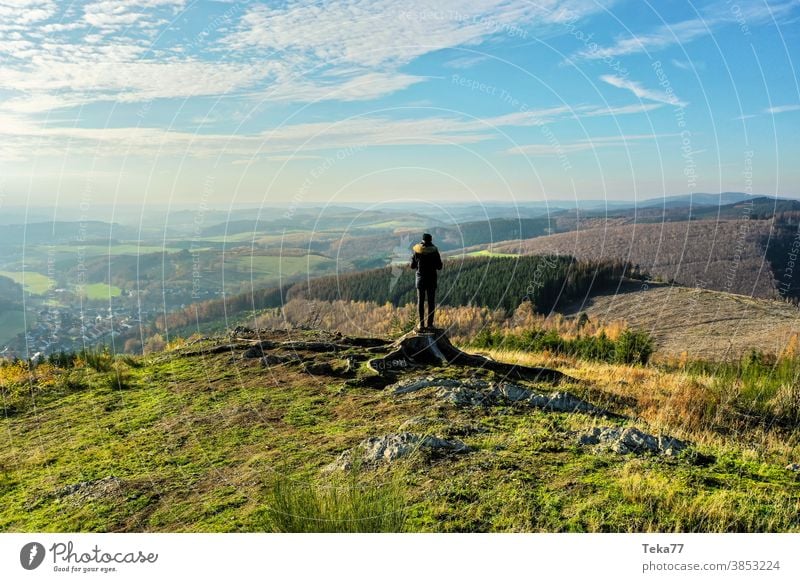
[485, 219, 779, 298]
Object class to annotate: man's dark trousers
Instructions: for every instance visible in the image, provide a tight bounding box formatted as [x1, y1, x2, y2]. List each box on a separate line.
[417, 284, 436, 329]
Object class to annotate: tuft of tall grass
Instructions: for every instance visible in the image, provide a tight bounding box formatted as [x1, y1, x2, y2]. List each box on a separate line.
[261, 470, 408, 533]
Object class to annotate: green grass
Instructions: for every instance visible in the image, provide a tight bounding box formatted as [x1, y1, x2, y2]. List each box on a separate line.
[1, 333, 799, 532]
[0, 270, 54, 295]
[0, 310, 26, 344]
[78, 283, 122, 300]
[467, 249, 520, 257]
[231, 254, 334, 277]
[260, 471, 407, 532]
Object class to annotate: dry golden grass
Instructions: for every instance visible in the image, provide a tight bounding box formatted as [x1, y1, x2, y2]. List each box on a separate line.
[477, 346, 800, 463]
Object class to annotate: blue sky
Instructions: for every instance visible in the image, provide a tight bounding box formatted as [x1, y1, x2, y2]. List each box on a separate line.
[0, 0, 798, 209]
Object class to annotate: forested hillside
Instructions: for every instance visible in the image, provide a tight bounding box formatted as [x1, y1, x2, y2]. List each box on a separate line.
[289, 255, 633, 313]
[153, 255, 632, 339]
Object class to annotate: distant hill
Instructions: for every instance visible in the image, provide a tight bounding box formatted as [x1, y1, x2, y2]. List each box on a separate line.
[487, 219, 778, 298]
[636, 191, 760, 209]
[0, 221, 140, 247]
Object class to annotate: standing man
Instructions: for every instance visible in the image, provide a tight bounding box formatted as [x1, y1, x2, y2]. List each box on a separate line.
[410, 233, 443, 331]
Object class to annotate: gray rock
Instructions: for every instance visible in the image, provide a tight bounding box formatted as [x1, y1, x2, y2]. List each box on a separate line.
[389, 375, 608, 415]
[494, 382, 532, 402]
[435, 386, 492, 407]
[530, 391, 607, 414]
[579, 427, 689, 456]
[389, 375, 489, 395]
[325, 432, 470, 471]
[54, 476, 122, 501]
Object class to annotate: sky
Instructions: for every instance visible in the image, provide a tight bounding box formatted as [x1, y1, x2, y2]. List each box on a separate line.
[0, 0, 798, 211]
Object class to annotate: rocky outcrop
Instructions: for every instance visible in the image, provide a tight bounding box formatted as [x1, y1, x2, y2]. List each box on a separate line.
[389, 375, 609, 415]
[324, 432, 471, 471]
[578, 427, 688, 456]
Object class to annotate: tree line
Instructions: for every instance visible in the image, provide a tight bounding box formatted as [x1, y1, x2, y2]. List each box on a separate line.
[290, 255, 635, 314]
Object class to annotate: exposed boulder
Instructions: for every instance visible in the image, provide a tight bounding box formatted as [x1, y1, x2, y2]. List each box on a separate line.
[578, 426, 689, 456]
[526, 390, 608, 414]
[436, 386, 490, 407]
[389, 376, 490, 395]
[324, 432, 471, 471]
[390, 375, 609, 415]
[52, 476, 123, 503]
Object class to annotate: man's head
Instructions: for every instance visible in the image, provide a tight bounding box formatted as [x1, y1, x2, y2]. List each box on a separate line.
[422, 233, 433, 243]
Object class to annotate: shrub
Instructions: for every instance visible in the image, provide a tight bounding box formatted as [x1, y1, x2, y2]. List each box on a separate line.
[78, 347, 113, 373]
[615, 329, 655, 365]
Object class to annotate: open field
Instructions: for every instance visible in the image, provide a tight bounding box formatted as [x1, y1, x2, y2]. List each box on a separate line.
[0, 271, 54, 295]
[230, 254, 335, 277]
[79, 283, 123, 300]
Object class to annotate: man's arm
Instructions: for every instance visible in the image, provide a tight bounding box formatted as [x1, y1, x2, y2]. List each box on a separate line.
[410, 252, 418, 269]
[435, 251, 443, 270]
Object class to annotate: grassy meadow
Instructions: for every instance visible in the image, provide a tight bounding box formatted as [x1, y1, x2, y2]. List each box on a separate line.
[1, 330, 799, 532]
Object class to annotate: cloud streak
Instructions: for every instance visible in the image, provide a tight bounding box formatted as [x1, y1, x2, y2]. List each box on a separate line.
[601, 74, 687, 107]
[575, 0, 800, 61]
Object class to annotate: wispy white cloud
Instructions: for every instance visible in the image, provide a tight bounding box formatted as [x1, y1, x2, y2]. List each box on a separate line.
[735, 103, 800, 119]
[601, 74, 687, 107]
[444, 54, 493, 69]
[0, 0, 611, 120]
[764, 104, 800, 114]
[82, 0, 185, 31]
[578, 103, 663, 117]
[0, 98, 665, 162]
[221, 0, 609, 103]
[576, 0, 800, 61]
[506, 133, 677, 156]
[580, 17, 710, 60]
[0, 0, 670, 165]
[671, 58, 705, 71]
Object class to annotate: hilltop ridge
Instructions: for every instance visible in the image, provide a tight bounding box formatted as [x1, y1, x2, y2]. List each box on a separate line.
[2, 326, 800, 532]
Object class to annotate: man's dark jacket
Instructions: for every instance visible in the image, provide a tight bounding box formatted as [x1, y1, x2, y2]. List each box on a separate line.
[410, 241, 443, 289]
